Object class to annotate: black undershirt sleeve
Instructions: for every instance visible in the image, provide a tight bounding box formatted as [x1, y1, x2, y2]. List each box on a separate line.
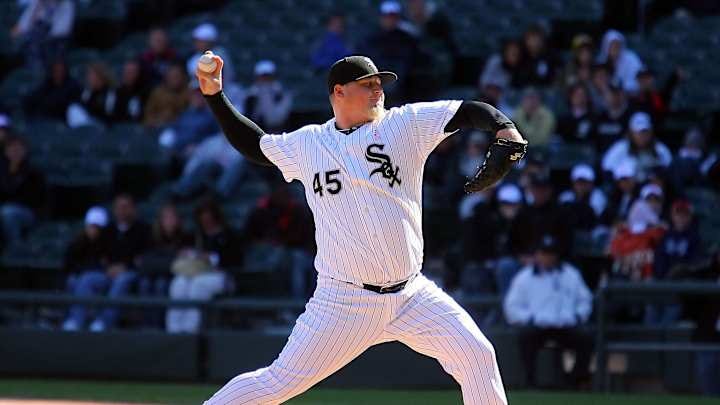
[444, 100, 516, 133]
[203, 91, 275, 167]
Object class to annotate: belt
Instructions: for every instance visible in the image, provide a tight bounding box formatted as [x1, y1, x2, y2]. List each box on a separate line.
[362, 274, 417, 294]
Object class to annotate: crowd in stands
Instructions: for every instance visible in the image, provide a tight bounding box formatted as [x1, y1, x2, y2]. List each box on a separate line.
[1, 0, 719, 394]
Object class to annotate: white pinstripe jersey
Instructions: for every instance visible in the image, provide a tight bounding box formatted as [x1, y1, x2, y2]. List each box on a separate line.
[259, 100, 462, 286]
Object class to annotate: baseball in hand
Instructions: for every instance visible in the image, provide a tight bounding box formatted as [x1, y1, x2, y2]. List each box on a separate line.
[198, 53, 217, 73]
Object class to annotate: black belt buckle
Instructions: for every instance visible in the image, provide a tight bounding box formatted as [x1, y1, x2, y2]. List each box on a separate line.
[363, 279, 408, 294]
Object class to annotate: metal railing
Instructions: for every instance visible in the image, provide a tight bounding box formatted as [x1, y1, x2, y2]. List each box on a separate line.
[593, 281, 720, 391]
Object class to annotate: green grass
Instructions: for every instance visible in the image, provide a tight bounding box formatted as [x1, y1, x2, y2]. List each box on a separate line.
[0, 379, 715, 404]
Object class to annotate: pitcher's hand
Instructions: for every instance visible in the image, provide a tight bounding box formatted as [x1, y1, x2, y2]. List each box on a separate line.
[196, 51, 224, 96]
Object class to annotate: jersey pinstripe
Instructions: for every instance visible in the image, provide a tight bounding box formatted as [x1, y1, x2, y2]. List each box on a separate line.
[259, 100, 462, 286]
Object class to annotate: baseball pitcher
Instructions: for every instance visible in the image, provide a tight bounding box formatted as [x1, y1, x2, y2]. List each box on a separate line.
[197, 52, 527, 404]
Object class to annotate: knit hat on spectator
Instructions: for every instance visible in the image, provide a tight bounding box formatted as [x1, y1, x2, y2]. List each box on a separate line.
[85, 206, 109, 227]
[640, 183, 663, 200]
[613, 160, 637, 180]
[571, 164, 595, 182]
[497, 184, 523, 204]
[254, 60, 276, 76]
[380, 1, 402, 14]
[192, 23, 218, 42]
[629, 111, 652, 132]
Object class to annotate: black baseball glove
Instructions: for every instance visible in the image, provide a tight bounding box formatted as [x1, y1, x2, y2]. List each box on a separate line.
[464, 138, 528, 193]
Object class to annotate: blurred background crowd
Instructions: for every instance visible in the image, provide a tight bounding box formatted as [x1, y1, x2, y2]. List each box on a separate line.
[0, 0, 719, 394]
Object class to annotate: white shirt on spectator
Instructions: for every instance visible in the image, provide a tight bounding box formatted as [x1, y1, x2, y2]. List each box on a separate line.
[601, 139, 672, 181]
[504, 262, 593, 328]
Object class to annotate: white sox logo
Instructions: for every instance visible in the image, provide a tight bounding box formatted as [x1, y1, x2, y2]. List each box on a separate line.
[509, 152, 524, 161]
[365, 144, 401, 188]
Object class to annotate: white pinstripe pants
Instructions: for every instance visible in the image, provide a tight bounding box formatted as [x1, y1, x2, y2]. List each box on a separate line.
[204, 274, 507, 405]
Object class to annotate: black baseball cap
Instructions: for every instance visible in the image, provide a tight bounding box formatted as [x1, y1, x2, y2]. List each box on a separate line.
[327, 56, 397, 94]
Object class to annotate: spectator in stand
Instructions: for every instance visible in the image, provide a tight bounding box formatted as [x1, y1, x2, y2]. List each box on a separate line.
[358, 1, 420, 104]
[138, 202, 192, 297]
[519, 23, 558, 86]
[558, 34, 595, 89]
[671, 128, 718, 192]
[602, 112, 672, 182]
[597, 29, 644, 94]
[11, 0, 75, 72]
[244, 185, 316, 299]
[158, 82, 220, 159]
[192, 199, 243, 270]
[170, 133, 246, 200]
[630, 67, 684, 124]
[457, 131, 488, 180]
[166, 199, 243, 333]
[62, 206, 111, 293]
[558, 164, 608, 230]
[462, 183, 526, 296]
[479, 39, 524, 91]
[557, 83, 595, 143]
[504, 234, 593, 388]
[66, 62, 115, 127]
[310, 12, 352, 71]
[645, 199, 701, 324]
[512, 87, 556, 147]
[165, 249, 217, 333]
[403, 0, 457, 57]
[23, 60, 81, 120]
[140, 27, 178, 85]
[594, 79, 631, 152]
[517, 150, 550, 193]
[64, 194, 151, 332]
[0, 136, 46, 245]
[110, 59, 150, 123]
[588, 63, 613, 112]
[515, 173, 572, 256]
[243, 60, 293, 133]
[144, 63, 190, 128]
[476, 76, 512, 116]
[402, 0, 458, 93]
[602, 160, 640, 226]
[185, 23, 235, 86]
[609, 183, 666, 281]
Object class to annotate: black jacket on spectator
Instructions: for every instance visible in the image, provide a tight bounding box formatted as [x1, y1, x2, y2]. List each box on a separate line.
[358, 28, 419, 103]
[594, 108, 631, 152]
[601, 187, 637, 225]
[557, 110, 596, 143]
[514, 200, 572, 255]
[24, 75, 81, 120]
[559, 196, 600, 231]
[111, 83, 149, 122]
[653, 225, 701, 279]
[64, 230, 112, 275]
[519, 50, 558, 87]
[139, 228, 193, 275]
[106, 220, 151, 268]
[0, 158, 46, 212]
[461, 208, 524, 263]
[80, 86, 114, 123]
[196, 227, 244, 269]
